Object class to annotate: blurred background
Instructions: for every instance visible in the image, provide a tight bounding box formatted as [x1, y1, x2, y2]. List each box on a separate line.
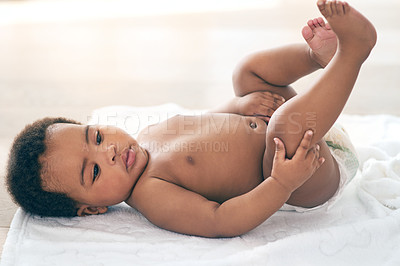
[0, 0, 399, 256]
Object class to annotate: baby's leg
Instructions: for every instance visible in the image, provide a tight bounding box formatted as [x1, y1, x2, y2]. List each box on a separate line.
[233, 19, 339, 120]
[263, 0, 377, 207]
[233, 17, 337, 97]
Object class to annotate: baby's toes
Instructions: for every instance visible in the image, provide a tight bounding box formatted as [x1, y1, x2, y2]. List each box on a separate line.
[318, 0, 332, 18]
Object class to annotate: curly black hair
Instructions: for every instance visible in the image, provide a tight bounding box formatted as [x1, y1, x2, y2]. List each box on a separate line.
[6, 117, 81, 217]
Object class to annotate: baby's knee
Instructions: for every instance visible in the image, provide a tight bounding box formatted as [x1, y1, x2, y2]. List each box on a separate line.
[266, 111, 310, 158]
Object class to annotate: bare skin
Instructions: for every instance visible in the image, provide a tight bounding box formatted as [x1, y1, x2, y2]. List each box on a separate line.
[42, 0, 376, 238]
[302, 16, 337, 68]
[130, 0, 376, 237]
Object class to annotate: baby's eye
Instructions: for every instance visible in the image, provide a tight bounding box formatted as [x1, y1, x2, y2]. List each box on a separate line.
[93, 164, 100, 182]
[96, 130, 102, 145]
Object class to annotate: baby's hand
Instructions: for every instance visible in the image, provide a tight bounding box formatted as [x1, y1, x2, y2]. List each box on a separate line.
[270, 130, 325, 194]
[236, 91, 285, 123]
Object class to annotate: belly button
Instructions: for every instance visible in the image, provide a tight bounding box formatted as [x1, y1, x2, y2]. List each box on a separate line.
[249, 122, 257, 129]
[186, 155, 195, 165]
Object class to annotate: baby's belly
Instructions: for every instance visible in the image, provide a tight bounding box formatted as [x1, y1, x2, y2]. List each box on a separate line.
[159, 114, 268, 203]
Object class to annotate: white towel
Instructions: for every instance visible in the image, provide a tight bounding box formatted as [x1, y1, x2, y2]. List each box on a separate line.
[2, 105, 400, 266]
[358, 145, 400, 211]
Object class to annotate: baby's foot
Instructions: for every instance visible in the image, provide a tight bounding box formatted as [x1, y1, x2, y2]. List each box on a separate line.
[302, 17, 337, 68]
[317, 0, 377, 63]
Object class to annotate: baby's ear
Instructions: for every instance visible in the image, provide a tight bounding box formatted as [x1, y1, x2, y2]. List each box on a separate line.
[76, 205, 108, 217]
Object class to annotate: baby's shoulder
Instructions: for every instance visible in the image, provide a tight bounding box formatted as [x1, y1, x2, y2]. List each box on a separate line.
[125, 174, 172, 209]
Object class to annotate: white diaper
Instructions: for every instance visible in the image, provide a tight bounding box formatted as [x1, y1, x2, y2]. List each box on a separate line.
[280, 123, 359, 212]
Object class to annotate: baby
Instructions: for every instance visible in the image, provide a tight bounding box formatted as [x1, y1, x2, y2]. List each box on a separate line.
[6, 0, 376, 237]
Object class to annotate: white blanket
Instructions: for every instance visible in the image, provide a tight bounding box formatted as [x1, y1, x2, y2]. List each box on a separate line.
[2, 104, 400, 266]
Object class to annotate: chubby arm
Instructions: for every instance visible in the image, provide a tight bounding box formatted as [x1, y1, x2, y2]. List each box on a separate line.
[128, 133, 324, 238]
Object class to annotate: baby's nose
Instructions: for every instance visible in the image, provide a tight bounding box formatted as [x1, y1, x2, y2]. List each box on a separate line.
[106, 144, 117, 165]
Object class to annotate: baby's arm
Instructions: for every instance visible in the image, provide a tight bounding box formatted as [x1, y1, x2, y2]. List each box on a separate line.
[129, 132, 324, 238]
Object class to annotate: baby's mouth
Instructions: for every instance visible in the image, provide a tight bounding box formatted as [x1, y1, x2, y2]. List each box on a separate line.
[121, 146, 136, 170]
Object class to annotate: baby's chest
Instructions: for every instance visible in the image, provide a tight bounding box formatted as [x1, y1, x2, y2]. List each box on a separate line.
[143, 133, 266, 202]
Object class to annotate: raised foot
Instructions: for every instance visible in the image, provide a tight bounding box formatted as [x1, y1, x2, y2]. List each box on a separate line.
[302, 17, 337, 68]
[316, 0, 377, 63]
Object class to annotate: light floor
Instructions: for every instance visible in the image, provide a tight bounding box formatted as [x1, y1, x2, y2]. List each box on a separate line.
[0, 0, 399, 258]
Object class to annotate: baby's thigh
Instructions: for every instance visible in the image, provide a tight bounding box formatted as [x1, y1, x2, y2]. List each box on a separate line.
[286, 141, 340, 208]
[262, 122, 340, 208]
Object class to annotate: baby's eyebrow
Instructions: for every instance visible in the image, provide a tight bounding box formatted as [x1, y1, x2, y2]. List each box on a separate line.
[85, 125, 90, 145]
[80, 125, 90, 186]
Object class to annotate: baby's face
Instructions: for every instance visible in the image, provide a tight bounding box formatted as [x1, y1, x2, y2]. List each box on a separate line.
[42, 123, 149, 213]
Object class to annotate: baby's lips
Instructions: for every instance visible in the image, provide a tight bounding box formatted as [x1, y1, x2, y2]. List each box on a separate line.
[126, 149, 136, 169]
[121, 148, 128, 168]
[120, 145, 136, 169]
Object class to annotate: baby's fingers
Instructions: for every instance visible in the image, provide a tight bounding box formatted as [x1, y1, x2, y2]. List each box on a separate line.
[309, 144, 325, 171]
[273, 137, 286, 162]
[318, 157, 326, 166]
[257, 104, 275, 117]
[307, 143, 320, 157]
[294, 130, 314, 158]
[272, 93, 286, 107]
[312, 155, 326, 173]
[260, 91, 285, 106]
